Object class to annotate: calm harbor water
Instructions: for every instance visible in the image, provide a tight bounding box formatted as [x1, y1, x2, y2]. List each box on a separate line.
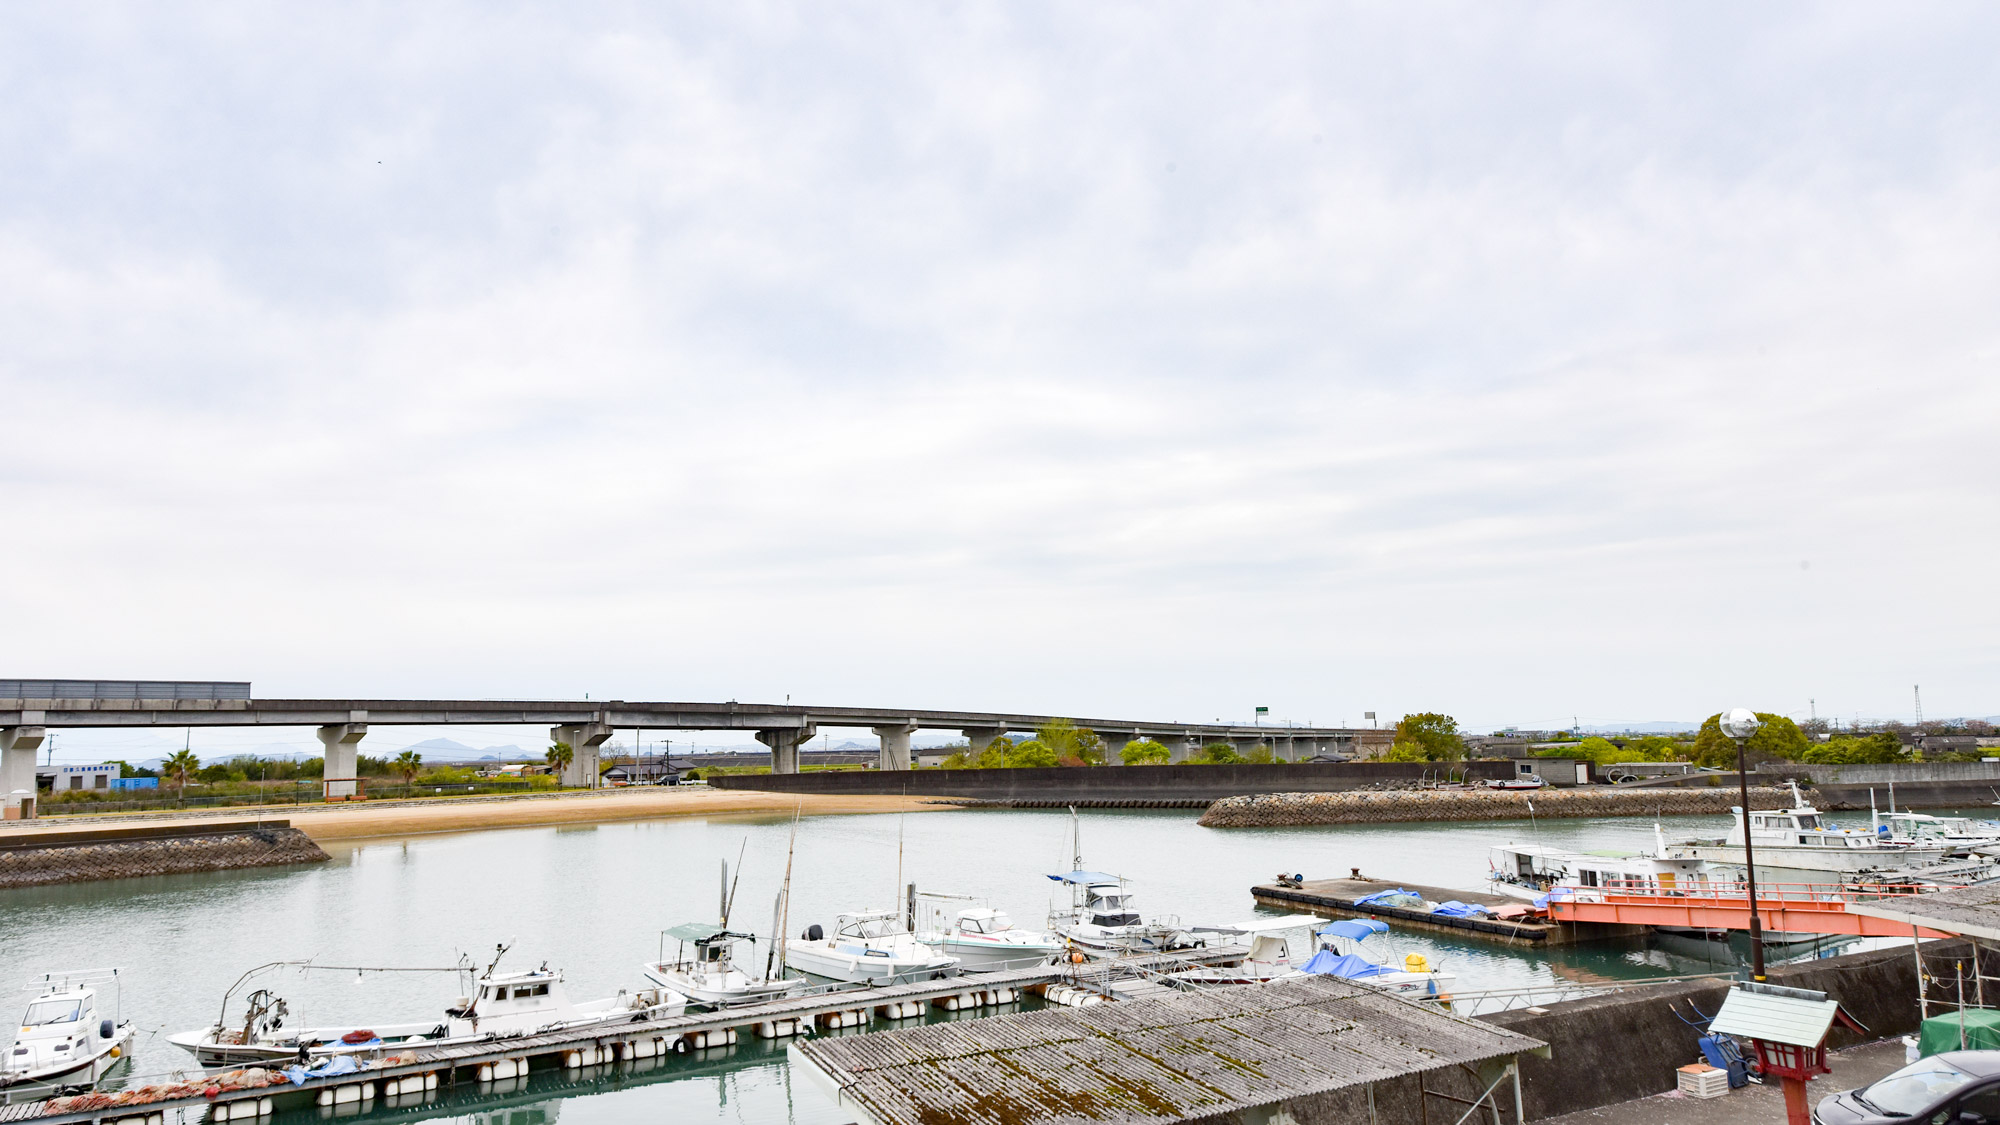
[0, 806, 1899, 1124]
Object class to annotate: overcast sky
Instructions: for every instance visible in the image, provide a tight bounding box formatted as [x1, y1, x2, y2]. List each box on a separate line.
[4, 2, 1997, 753]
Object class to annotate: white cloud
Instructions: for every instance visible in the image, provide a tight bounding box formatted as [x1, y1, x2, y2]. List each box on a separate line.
[2, 3, 1996, 732]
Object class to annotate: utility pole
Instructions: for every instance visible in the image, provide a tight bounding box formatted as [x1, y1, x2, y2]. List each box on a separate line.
[1722, 707, 1767, 981]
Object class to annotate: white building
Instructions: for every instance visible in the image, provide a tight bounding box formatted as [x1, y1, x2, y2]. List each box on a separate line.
[52, 763, 118, 792]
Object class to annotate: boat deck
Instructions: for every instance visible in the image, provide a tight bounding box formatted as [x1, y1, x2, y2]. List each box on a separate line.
[1252, 877, 1646, 945]
[0, 945, 1249, 1125]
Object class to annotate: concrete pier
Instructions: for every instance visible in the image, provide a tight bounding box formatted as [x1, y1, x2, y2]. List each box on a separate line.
[872, 722, 916, 771]
[314, 721, 366, 799]
[0, 724, 43, 818]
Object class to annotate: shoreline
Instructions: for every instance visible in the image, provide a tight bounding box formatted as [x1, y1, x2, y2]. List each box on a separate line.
[0, 787, 963, 842]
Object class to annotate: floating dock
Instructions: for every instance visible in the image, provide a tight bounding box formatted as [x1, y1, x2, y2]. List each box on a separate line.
[1, 946, 1247, 1125]
[1252, 877, 1646, 944]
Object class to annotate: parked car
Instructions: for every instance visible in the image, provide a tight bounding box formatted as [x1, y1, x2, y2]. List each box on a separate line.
[1815, 1051, 2000, 1125]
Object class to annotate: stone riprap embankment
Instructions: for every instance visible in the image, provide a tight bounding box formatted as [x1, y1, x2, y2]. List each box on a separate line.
[1198, 786, 1794, 827]
[0, 821, 328, 889]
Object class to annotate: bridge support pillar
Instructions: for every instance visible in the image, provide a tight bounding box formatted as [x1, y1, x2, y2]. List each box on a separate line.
[1167, 735, 1197, 764]
[757, 724, 819, 775]
[316, 723, 367, 799]
[550, 722, 612, 787]
[873, 723, 918, 771]
[1096, 732, 1132, 767]
[1233, 736, 1265, 761]
[1, 726, 45, 819]
[961, 728, 1009, 758]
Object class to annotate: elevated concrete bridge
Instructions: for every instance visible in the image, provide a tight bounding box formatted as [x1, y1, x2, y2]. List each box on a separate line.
[0, 680, 1371, 815]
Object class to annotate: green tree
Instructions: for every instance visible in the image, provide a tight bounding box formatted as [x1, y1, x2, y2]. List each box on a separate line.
[1033, 720, 1103, 765]
[1380, 741, 1429, 762]
[1194, 743, 1244, 765]
[394, 749, 423, 786]
[1007, 740, 1059, 768]
[545, 741, 574, 780]
[1121, 739, 1172, 765]
[1801, 732, 1905, 765]
[1243, 745, 1276, 764]
[164, 748, 200, 799]
[1691, 712, 1810, 768]
[1392, 713, 1464, 761]
[940, 751, 971, 769]
[973, 738, 1013, 769]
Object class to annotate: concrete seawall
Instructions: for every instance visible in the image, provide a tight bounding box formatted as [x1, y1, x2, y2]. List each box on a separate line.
[1199, 786, 1794, 827]
[1485, 939, 1942, 1120]
[0, 820, 328, 889]
[708, 760, 1516, 801]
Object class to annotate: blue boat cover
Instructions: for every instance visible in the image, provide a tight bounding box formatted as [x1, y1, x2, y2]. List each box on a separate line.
[1531, 886, 1575, 910]
[1430, 901, 1492, 918]
[1047, 871, 1121, 884]
[1318, 919, 1390, 941]
[1352, 888, 1422, 908]
[1299, 949, 1391, 979]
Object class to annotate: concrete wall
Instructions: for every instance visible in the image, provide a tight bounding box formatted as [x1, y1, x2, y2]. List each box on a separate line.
[707, 761, 1516, 801]
[1483, 939, 1947, 1120]
[1763, 761, 2000, 784]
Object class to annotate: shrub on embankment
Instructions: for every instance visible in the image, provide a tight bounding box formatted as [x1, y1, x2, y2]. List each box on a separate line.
[1197, 786, 1794, 827]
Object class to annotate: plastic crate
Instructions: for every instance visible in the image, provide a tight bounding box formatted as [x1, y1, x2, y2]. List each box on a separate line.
[1678, 1063, 1730, 1099]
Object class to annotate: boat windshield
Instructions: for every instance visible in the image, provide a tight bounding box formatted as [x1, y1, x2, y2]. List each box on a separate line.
[1856, 1058, 1979, 1116]
[842, 918, 901, 939]
[23, 999, 82, 1026]
[1092, 911, 1141, 927]
[990, 911, 1014, 931]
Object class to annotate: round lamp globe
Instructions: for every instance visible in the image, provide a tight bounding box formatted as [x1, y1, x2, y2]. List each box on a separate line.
[1720, 708, 1763, 741]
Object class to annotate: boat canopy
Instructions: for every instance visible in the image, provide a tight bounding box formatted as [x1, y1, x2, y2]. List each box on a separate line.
[1046, 871, 1122, 885]
[1317, 919, 1390, 942]
[1299, 949, 1391, 979]
[663, 923, 729, 943]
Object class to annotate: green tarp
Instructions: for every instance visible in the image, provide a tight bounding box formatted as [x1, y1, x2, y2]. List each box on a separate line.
[1919, 1009, 2000, 1056]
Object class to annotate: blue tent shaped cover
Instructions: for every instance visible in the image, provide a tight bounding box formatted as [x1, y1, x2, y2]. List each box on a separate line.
[1318, 919, 1390, 942]
[1430, 901, 1493, 919]
[1299, 949, 1391, 979]
[1047, 871, 1122, 885]
[1353, 888, 1423, 908]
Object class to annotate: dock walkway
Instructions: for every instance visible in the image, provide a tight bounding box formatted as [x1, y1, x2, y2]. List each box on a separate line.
[1252, 877, 1646, 944]
[1, 946, 1247, 1125]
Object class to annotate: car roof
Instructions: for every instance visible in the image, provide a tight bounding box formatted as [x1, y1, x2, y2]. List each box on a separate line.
[1935, 1052, 2000, 1078]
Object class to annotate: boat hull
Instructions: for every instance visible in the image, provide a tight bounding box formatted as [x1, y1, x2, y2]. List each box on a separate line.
[0, 1028, 134, 1104]
[783, 943, 958, 985]
[918, 937, 1062, 973]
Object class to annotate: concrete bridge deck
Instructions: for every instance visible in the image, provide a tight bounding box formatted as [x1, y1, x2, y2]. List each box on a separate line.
[1, 682, 1375, 812]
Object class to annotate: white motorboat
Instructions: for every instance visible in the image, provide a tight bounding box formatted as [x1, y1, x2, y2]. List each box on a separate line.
[784, 911, 960, 985]
[912, 894, 1065, 972]
[642, 924, 806, 1007]
[1171, 914, 1329, 984]
[1044, 809, 1193, 954]
[1879, 812, 2000, 854]
[1666, 785, 1972, 882]
[171, 947, 686, 1068]
[1488, 832, 1718, 900]
[1297, 919, 1456, 999]
[1, 970, 134, 1101]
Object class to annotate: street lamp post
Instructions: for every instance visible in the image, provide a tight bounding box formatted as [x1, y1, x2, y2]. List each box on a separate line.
[1722, 707, 1767, 981]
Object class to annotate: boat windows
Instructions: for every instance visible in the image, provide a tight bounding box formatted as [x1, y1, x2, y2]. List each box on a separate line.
[1092, 912, 1141, 927]
[23, 1000, 82, 1025]
[1796, 815, 1820, 830]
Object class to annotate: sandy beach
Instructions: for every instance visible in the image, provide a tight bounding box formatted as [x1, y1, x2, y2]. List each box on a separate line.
[0, 786, 959, 842]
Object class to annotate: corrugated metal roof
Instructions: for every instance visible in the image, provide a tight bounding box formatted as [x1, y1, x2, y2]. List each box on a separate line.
[793, 975, 1546, 1125]
[1709, 989, 1840, 1047]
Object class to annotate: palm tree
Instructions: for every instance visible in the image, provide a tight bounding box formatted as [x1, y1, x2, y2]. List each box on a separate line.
[164, 749, 200, 801]
[545, 741, 573, 783]
[394, 749, 423, 788]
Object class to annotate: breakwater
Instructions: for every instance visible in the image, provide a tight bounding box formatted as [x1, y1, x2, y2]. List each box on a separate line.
[708, 760, 1516, 801]
[0, 820, 327, 889]
[1198, 785, 1793, 827]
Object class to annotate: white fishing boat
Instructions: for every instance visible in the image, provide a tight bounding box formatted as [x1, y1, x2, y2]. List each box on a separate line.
[1171, 915, 1329, 984]
[1665, 784, 1974, 882]
[784, 911, 960, 985]
[1296, 919, 1456, 999]
[912, 893, 1065, 972]
[642, 924, 806, 1007]
[1879, 812, 2000, 854]
[1045, 809, 1193, 954]
[1488, 836, 1717, 900]
[171, 947, 686, 1068]
[1, 970, 134, 1101]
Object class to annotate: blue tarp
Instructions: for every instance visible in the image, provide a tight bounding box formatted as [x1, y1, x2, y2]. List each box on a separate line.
[1318, 919, 1390, 942]
[1353, 888, 1424, 908]
[1047, 871, 1121, 885]
[284, 1054, 361, 1087]
[1430, 901, 1493, 919]
[1531, 886, 1575, 910]
[1299, 949, 1392, 979]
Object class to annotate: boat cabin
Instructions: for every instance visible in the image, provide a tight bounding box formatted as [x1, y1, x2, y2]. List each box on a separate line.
[1729, 805, 1883, 849]
[1083, 885, 1140, 928]
[833, 911, 907, 940]
[6, 982, 105, 1076]
[954, 908, 1016, 935]
[466, 968, 570, 1022]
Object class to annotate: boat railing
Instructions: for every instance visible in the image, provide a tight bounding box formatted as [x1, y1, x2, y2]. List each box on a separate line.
[1582, 879, 1957, 905]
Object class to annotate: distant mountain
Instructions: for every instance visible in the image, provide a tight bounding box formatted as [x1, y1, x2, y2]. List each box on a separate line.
[399, 737, 481, 757]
